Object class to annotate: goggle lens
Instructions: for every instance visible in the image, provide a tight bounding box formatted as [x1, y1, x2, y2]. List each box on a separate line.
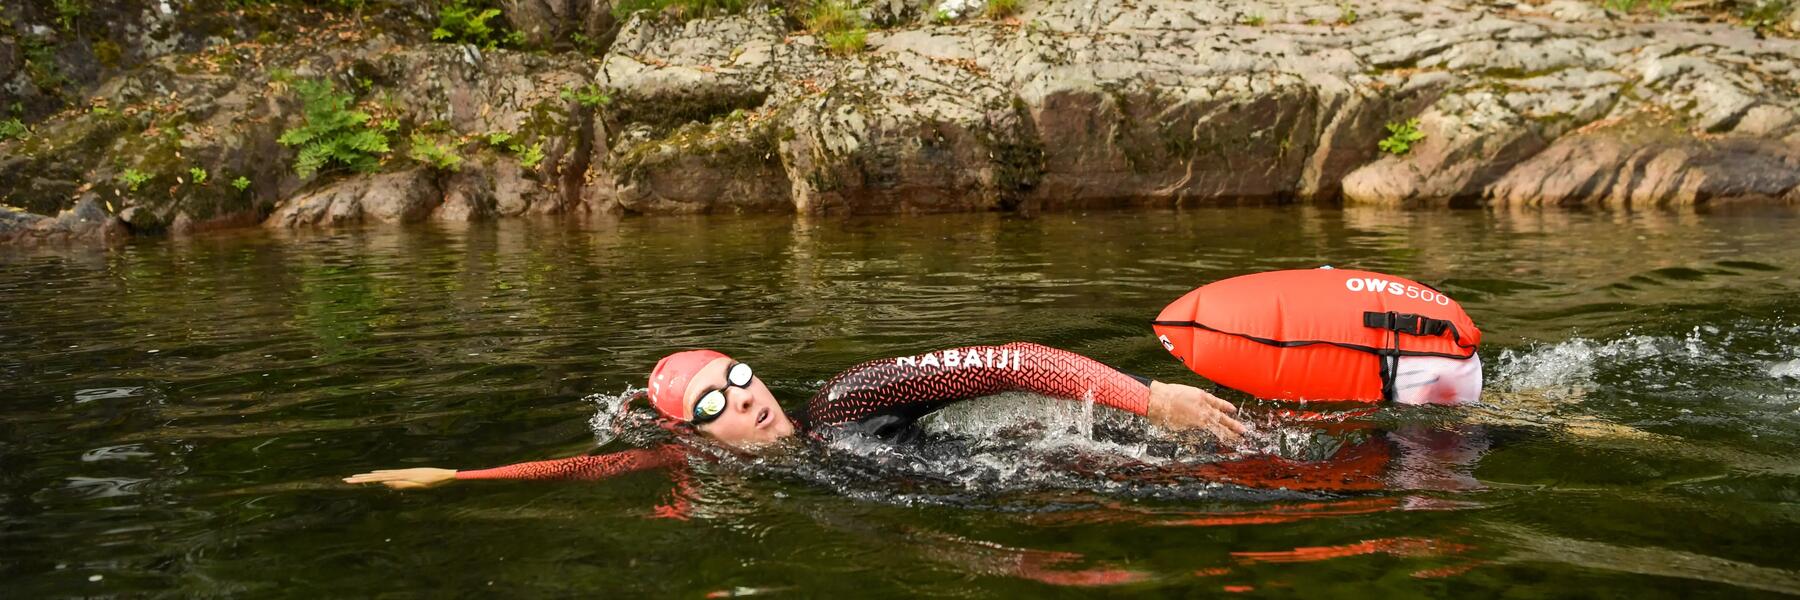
[693, 362, 754, 424]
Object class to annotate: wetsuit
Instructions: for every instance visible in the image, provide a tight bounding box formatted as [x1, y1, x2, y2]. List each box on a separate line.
[454, 342, 1151, 481]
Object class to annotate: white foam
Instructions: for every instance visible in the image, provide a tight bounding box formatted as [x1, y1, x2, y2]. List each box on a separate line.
[584, 386, 645, 446]
[1493, 329, 1730, 393]
[1770, 359, 1800, 380]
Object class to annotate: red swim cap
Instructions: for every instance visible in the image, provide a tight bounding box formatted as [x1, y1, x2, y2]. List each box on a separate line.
[648, 349, 726, 420]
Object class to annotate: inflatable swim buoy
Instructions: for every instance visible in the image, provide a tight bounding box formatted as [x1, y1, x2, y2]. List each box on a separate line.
[1152, 268, 1481, 402]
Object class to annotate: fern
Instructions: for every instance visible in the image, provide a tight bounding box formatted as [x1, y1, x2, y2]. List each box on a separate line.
[408, 133, 464, 171]
[278, 79, 391, 178]
[433, 0, 520, 50]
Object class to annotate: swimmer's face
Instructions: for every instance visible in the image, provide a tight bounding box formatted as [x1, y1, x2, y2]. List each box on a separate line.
[681, 356, 796, 448]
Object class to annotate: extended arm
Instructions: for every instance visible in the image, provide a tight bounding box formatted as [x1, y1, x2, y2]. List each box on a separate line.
[344, 445, 687, 489]
[808, 342, 1241, 441]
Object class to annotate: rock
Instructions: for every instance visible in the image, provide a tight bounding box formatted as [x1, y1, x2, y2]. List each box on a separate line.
[265, 170, 443, 228]
[1532, 0, 1608, 22]
[1735, 105, 1798, 137]
[603, 119, 792, 213]
[1340, 91, 1549, 207]
[1485, 131, 1800, 208]
[502, 0, 619, 50]
[435, 167, 498, 221]
[8, 0, 1800, 244]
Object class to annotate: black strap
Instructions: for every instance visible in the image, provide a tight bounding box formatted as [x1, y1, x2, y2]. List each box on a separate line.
[1361, 311, 1458, 402]
[1153, 310, 1475, 403]
[1361, 311, 1455, 337]
[1149, 319, 1476, 360]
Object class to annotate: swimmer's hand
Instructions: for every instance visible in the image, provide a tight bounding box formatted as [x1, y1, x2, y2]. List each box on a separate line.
[343, 468, 458, 490]
[1147, 381, 1246, 445]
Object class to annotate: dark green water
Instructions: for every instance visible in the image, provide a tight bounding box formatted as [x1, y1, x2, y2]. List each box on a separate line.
[3, 208, 1798, 598]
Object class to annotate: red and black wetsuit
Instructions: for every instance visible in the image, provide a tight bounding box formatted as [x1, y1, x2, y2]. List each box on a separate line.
[454, 342, 1151, 482]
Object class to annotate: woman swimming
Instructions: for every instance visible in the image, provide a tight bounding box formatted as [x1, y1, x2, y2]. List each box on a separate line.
[344, 342, 1246, 489]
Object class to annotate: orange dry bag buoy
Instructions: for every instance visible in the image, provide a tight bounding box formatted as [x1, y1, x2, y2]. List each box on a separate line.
[1152, 268, 1481, 402]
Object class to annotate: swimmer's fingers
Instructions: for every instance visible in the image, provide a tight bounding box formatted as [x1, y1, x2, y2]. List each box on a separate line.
[1196, 389, 1238, 414]
[342, 468, 457, 490]
[1208, 413, 1247, 447]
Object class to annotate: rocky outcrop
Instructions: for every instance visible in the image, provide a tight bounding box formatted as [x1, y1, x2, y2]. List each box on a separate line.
[3, 0, 1799, 243]
[591, 0, 1800, 213]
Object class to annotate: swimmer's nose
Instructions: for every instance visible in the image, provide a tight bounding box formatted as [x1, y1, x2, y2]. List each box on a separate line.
[730, 387, 755, 412]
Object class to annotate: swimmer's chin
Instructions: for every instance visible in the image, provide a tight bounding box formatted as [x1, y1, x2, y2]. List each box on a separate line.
[726, 433, 805, 455]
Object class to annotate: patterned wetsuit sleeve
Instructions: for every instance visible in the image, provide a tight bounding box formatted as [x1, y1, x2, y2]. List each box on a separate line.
[806, 342, 1151, 428]
[453, 445, 685, 481]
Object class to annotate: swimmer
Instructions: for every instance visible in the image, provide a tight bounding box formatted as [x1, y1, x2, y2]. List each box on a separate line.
[344, 342, 1246, 489]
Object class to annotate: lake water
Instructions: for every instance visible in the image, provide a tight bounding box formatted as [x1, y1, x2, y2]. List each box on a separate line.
[3, 207, 1798, 597]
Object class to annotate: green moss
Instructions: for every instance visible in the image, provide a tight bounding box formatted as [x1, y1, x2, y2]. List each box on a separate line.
[93, 40, 122, 67]
[610, 113, 783, 186]
[985, 0, 1022, 18]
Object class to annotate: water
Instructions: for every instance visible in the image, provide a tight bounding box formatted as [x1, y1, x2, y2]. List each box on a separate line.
[2, 207, 1797, 597]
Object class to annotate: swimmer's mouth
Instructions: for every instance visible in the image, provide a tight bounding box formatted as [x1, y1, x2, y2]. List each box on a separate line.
[756, 407, 771, 428]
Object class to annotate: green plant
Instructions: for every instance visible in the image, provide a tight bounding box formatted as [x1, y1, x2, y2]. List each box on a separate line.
[1337, 3, 1358, 24]
[22, 37, 66, 91]
[433, 0, 522, 50]
[610, 0, 747, 19]
[985, 0, 1021, 19]
[485, 131, 514, 146]
[277, 79, 392, 178]
[807, 0, 869, 54]
[1241, 13, 1266, 26]
[1739, 0, 1789, 28]
[408, 133, 463, 171]
[1646, 0, 1675, 15]
[0, 118, 27, 141]
[517, 143, 544, 169]
[561, 84, 611, 108]
[189, 167, 208, 185]
[232, 176, 252, 191]
[806, 0, 861, 33]
[120, 168, 151, 191]
[932, 8, 954, 23]
[1603, 0, 1639, 13]
[822, 28, 867, 54]
[1378, 118, 1426, 155]
[53, 0, 86, 31]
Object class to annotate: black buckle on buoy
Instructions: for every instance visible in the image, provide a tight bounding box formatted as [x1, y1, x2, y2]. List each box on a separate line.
[1362, 311, 1450, 337]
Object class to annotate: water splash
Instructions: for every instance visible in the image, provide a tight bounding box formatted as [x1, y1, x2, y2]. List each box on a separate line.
[584, 386, 646, 447]
[1493, 326, 1744, 395]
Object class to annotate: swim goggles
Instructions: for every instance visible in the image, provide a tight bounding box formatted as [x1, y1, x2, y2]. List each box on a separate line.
[693, 362, 753, 424]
